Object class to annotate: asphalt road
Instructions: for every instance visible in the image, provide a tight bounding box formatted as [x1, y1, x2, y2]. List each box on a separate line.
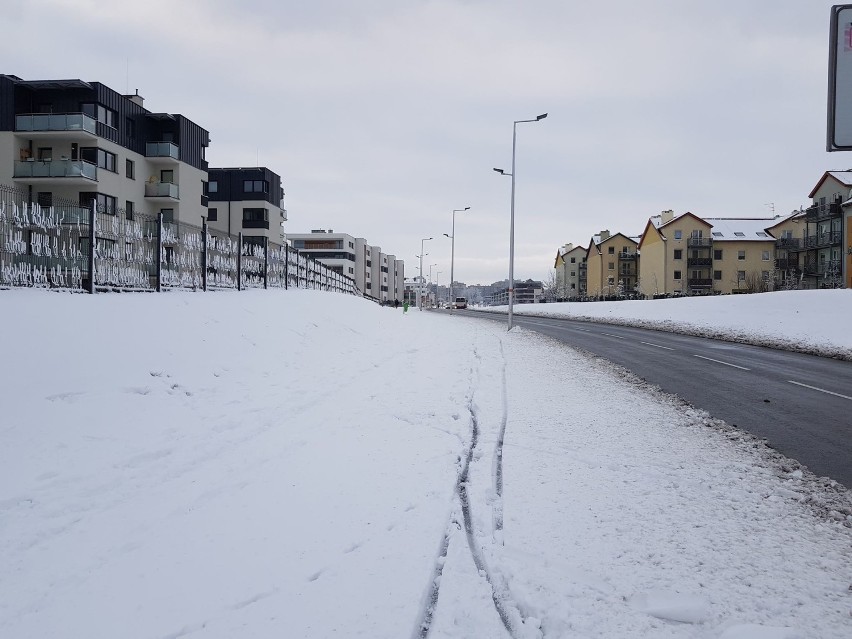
[455, 309, 852, 488]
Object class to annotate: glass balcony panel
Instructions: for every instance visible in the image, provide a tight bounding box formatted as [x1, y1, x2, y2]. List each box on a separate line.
[145, 182, 180, 198]
[13, 159, 96, 180]
[15, 113, 97, 133]
[145, 142, 180, 159]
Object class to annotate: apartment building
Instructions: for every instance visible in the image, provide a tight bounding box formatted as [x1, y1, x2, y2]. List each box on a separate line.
[0, 74, 209, 224]
[553, 243, 588, 300]
[207, 167, 286, 246]
[701, 218, 778, 294]
[288, 230, 404, 301]
[796, 171, 849, 288]
[639, 211, 712, 296]
[585, 230, 639, 298]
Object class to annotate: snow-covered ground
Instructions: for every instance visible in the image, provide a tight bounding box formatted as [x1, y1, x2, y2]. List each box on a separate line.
[1, 289, 850, 639]
[479, 289, 852, 359]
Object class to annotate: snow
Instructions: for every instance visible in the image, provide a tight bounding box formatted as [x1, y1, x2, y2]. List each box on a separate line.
[481, 289, 852, 359]
[1, 288, 851, 638]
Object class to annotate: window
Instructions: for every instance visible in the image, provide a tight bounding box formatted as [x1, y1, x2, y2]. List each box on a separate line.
[673, 249, 683, 259]
[761, 250, 770, 261]
[674, 270, 682, 280]
[243, 179, 268, 193]
[242, 208, 268, 226]
[38, 147, 53, 160]
[608, 262, 615, 270]
[608, 246, 615, 254]
[756, 232, 768, 238]
[208, 207, 218, 222]
[714, 249, 723, 260]
[691, 229, 703, 238]
[349, 267, 354, 274]
[79, 192, 117, 215]
[713, 270, 722, 280]
[349, 241, 354, 248]
[734, 232, 745, 237]
[607, 277, 614, 285]
[737, 250, 746, 261]
[781, 230, 792, 239]
[126, 117, 135, 139]
[125, 200, 134, 221]
[209, 180, 218, 193]
[366, 260, 372, 267]
[737, 270, 746, 281]
[126, 159, 135, 179]
[712, 231, 723, 237]
[160, 169, 174, 184]
[81, 148, 116, 172]
[570, 271, 576, 277]
[570, 257, 576, 263]
[37, 192, 52, 208]
[160, 208, 175, 223]
[674, 230, 682, 240]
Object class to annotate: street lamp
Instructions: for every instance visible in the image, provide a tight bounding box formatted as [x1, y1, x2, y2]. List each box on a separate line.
[419, 237, 433, 310]
[443, 206, 469, 308]
[493, 112, 547, 330]
[428, 263, 438, 307]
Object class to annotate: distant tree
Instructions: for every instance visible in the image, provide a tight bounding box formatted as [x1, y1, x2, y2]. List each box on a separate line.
[543, 269, 559, 301]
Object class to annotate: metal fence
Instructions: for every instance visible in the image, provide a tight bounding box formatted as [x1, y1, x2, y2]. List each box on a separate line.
[0, 184, 357, 296]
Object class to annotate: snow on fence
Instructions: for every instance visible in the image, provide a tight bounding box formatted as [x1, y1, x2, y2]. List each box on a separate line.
[0, 185, 357, 296]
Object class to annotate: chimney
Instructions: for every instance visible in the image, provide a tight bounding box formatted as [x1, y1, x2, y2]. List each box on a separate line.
[599, 230, 610, 241]
[660, 210, 674, 224]
[125, 89, 144, 107]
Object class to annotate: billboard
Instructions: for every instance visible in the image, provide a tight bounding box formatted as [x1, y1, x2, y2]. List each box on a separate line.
[828, 5, 852, 151]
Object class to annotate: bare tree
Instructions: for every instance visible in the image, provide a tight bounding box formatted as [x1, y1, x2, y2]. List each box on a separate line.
[543, 269, 559, 301]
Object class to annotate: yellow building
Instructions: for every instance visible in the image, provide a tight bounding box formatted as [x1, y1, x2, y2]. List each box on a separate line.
[800, 171, 849, 288]
[638, 211, 783, 296]
[585, 230, 639, 298]
[765, 211, 807, 289]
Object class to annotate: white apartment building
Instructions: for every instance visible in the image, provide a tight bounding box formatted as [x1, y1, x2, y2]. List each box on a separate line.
[207, 166, 286, 246]
[288, 230, 405, 302]
[0, 75, 209, 225]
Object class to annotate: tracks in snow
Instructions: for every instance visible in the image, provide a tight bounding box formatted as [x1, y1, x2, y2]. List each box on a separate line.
[415, 339, 539, 639]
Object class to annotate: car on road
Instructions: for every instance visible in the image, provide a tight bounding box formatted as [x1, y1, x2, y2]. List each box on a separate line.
[453, 297, 467, 309]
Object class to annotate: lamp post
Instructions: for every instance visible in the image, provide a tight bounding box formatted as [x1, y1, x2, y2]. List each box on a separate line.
[428, 263, 438, 307]
[493, 112, 547, 330]
[443, 206, 469, 308]
[419, 237, 432, 310]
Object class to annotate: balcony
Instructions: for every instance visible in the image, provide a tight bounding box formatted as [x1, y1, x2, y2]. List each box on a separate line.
[805, 201, 843, 221]
[687, 278, 713, 288]
[803, 259, 842, 277]
[815, 231, 842, 248]
[15, 113, 97, 138]
[687, 237, 713, 247]
[775, 258, 798, 270]
[687, 257, 713, 267]
[242, 219, 269, 229]
[617, 251, 638, 260]
[775, 237, 801, 250]
[145, 181, 179, 200]
[145, 142, 180, 163]
[13, 159, 97, 183]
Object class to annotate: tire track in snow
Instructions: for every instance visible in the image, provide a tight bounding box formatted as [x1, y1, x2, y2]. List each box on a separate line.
[412, 513, 458, 639]
[492, 339, 509, 541]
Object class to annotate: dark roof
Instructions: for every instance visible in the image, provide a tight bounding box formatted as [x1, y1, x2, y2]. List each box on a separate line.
[15, 79, 93, 91]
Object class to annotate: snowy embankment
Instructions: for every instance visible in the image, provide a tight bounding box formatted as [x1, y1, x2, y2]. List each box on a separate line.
[479, 289, 852, 360]
[1, 289, 850, 639]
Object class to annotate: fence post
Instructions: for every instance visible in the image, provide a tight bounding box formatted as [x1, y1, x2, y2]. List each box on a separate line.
[87, 200, 96, 293]
[237, 232, 242, 291]
[202, 220, 208, 292]
[156, 212, 163, 292]
[284, 244, 289, 290]
[263, 236, 268, 290]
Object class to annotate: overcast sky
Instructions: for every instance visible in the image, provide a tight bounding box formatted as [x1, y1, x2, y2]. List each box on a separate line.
[4, 1, 845, 285]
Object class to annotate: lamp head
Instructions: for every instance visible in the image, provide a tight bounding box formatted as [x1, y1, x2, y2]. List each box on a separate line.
[536, 113, 548, 121]
[493, 168, 505, 174]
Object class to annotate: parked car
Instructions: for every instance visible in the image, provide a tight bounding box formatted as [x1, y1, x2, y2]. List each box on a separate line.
[454, 297, 467, 309]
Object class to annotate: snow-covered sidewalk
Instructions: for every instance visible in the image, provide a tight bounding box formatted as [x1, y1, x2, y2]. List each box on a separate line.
[0, 290, 850, 638]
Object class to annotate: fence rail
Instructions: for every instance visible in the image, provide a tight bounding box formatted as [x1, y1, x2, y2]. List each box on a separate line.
[0, 184, 357, 296]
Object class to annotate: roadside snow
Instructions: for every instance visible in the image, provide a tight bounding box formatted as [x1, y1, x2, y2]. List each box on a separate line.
[0, 289, 850, 638]
[480, 289, 852, 359]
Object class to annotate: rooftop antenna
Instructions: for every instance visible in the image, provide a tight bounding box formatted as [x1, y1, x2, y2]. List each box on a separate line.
[764, 202, 775, 215]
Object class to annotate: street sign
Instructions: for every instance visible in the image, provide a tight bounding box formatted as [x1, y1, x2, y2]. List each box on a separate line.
[827, 5, 852, 150]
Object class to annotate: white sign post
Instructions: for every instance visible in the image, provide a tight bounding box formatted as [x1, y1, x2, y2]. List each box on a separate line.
[827, 5, 852, 151]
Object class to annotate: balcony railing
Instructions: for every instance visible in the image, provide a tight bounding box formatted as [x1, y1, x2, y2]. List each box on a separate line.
[145, 182, 179, 199]
[145, 142, 179, 160]
[687, 257, 713, 267]
[803, 259, 842, 276]
[805, 201, 843, 221]
[775, 258, 798, 270]
[242, 219, 269, 229]
[617, 251, 638, 260]
[14, 159, 97, 180]
[815, 231, 842, 248]
[687, 237, 712, 247]
[15, 112, 97, 134]
[687, 278, 713, 287]
[775, 237, 801, 250]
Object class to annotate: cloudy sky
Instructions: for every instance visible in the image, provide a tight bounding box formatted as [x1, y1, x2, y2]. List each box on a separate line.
[4, 1, 845, 284]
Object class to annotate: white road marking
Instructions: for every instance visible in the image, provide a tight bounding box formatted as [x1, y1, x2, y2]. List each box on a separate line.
[787, 380, 852, 401]
[693, 354, 750, 370]
[600, 332, 625, 339]
[639, 341, 674, 351]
